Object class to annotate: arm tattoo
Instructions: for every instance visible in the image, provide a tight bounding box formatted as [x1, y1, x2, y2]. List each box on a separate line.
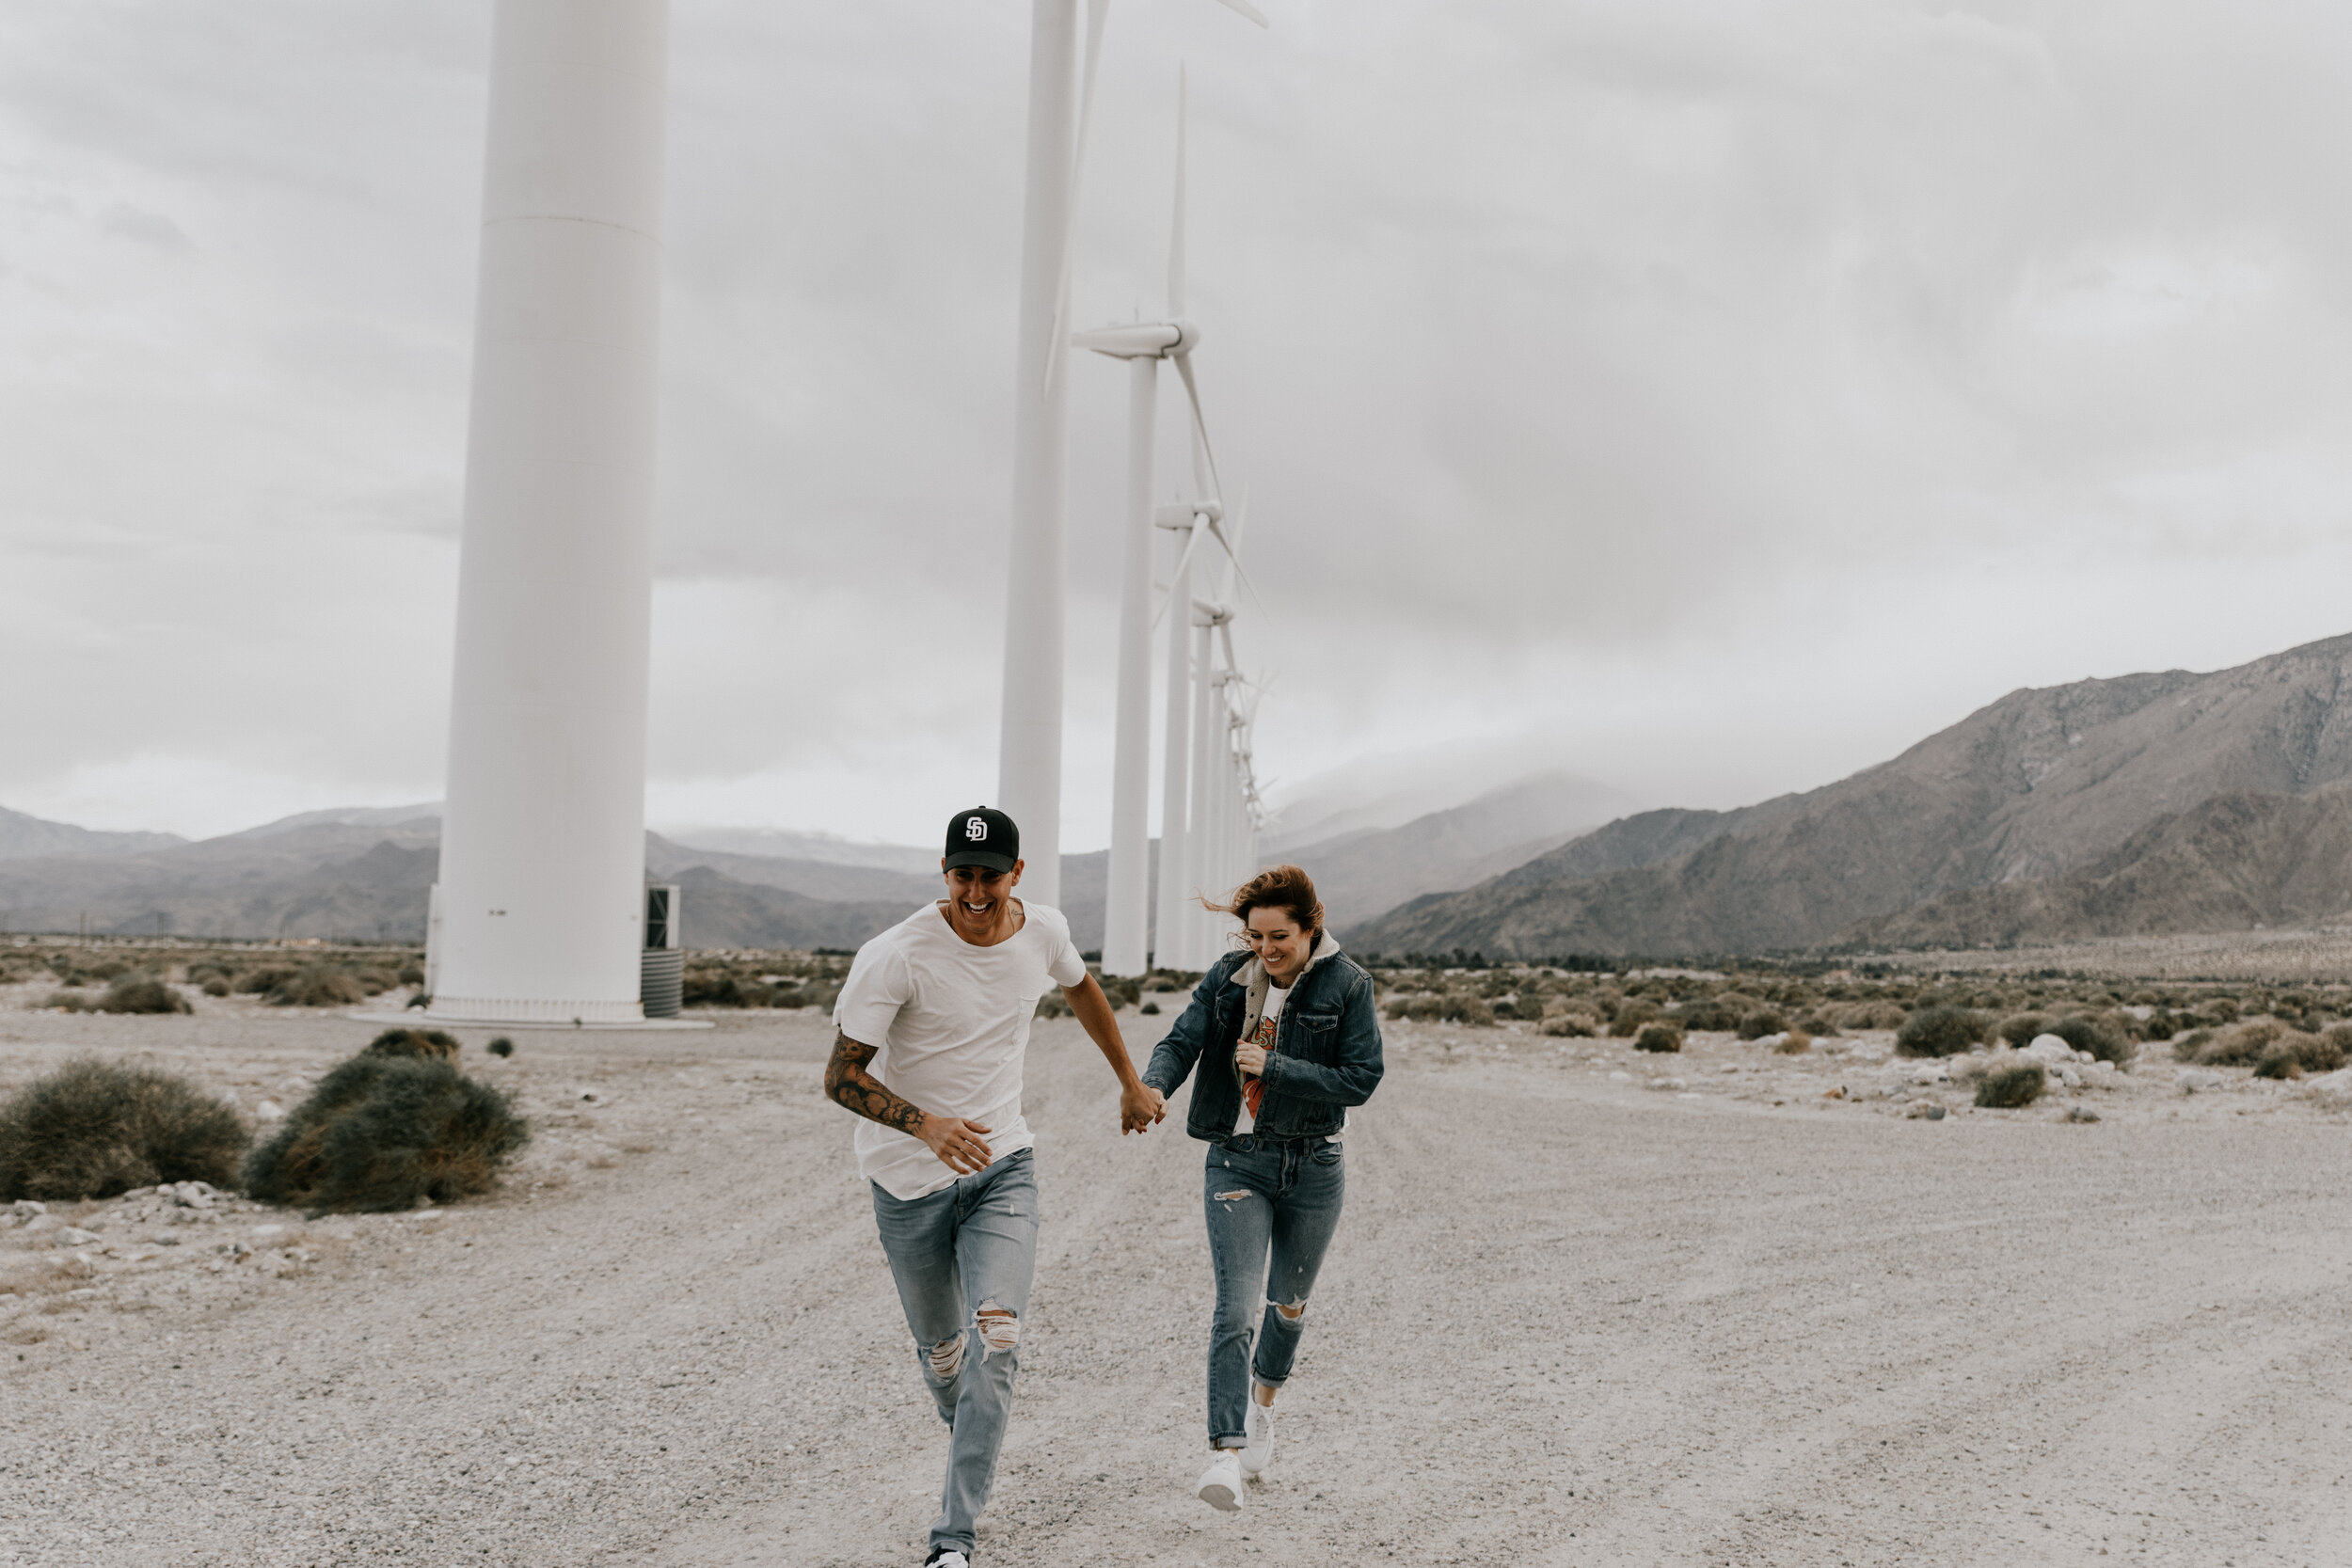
[823, 1032, 927, 1134]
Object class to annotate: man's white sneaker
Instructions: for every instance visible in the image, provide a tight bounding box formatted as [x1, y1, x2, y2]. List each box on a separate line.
[1196, 1449, 1245, 1513]
[925, 1551, 970, 1568]
[1239, 1397, 1275, 1477]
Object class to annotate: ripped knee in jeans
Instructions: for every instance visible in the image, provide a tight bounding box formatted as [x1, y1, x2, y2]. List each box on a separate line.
[975, 1300, 1020, 1359]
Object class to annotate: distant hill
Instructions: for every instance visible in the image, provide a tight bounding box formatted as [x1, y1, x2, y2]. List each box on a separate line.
[1279, 772, 1638, 929]
[1852, 787, 2352, 949]
[1354, 630, 2352, 958]
[0, 805, 183, 862]
[656, 826, 940, 877]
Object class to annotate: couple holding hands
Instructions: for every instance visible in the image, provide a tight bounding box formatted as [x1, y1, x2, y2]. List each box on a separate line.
[824, 806, 1386, 1568]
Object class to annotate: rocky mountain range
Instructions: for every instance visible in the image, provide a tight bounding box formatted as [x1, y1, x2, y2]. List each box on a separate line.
[1354, 630, 2352, 958]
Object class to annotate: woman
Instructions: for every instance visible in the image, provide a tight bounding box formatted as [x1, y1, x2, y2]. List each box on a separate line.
[1140, 864, 1385, 1513]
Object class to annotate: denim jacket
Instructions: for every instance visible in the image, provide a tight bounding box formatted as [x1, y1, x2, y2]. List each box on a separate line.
[1142, 932, 1385, 1142]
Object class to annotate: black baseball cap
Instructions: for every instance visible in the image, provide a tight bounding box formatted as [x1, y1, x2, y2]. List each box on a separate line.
[943, 805, 1020, 874]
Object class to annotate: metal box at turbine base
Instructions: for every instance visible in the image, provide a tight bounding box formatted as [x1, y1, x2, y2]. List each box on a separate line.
[640, 948, 684, 1018]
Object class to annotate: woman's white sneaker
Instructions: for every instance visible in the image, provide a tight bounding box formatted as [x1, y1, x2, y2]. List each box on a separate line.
[1239, 1398, 1275, 1477]
[1196, 1449, 1245, 1512]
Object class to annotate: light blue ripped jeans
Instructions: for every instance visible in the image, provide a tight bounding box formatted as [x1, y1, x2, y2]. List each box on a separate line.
[871, 1148, 1039, 1559]
[1202, 1133, 1345, 1449]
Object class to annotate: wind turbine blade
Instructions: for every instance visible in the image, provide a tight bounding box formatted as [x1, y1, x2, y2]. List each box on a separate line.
[1152, 522, 1207, 629]
[1208, 0, 1270, 24]
[1168, 67, 1187, 319]
[1203, 513, 1266, 618]
[1172, 350, 1221, 502]
[1045, 0, 1112, 394]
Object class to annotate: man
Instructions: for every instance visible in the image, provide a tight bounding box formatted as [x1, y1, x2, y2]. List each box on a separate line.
[825, 805, 1165, 1568]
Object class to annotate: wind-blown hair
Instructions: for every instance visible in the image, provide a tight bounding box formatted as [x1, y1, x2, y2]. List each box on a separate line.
[1205, 863, 1325, 938]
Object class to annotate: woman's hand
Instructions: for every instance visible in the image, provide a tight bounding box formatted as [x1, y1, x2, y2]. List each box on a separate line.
[1234, 1041, 1268, 1077]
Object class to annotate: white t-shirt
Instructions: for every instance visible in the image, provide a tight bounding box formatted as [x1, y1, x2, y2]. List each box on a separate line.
[833, 900, 1088, 1200]
[1233, 979, 1290, 1135]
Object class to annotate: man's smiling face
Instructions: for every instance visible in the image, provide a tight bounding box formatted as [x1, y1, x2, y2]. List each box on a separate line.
[942, 861, 1024, 939]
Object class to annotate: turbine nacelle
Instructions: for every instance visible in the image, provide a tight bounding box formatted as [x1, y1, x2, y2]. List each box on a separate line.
[1073, 319, 1201, 360]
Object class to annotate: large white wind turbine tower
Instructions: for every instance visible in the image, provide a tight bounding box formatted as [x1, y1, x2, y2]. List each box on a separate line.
[996, 0, 1263, 911]
[426, 0, 671, 1027]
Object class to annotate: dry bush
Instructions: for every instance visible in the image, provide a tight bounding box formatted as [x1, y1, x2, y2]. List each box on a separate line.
[363, 1028, 461, 1062]
[231, 964, 299, 996]
[243, 1054, 528, 1214]
[2172, 1027, 2215, 1062]
[1541, 1012, 1597, 1038]
[1794, 1015, 1835, 1039]
[1443, 995, 1497, 1027]
[486, 1037, 515, 1058]
[1835, 1000, 1910, 1031]
[1384, 995, 1441, 1022]
[1034, 990, 1072, 1019]
[1996, 1012, 2048, 1048]
[0, 1058, 246, 1201]
[1675, 996, 1741, 1032]
[1736, 1008, 1788, 1041]
[1774, 1032, 1812, 1054]
[1975, 1062, 2047, 1109]
[2252, 1030, 2343, 1080]
[2046, 1014, 2134, 1067]
[1897, 1006, 1988, 1058]
[1611, 999, 1662, 1037]
[2195, 1019, 2285, 1068]
[1633, 1022, 1684, 1053]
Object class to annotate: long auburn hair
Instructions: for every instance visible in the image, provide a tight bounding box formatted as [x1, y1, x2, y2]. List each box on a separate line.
[1204, 863, 1325, 941]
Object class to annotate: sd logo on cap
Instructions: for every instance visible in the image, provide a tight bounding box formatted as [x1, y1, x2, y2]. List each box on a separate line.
[943, 805, 1019, 874]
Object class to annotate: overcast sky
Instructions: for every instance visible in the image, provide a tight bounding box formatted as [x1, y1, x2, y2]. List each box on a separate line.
[8, 1, 2352, 847]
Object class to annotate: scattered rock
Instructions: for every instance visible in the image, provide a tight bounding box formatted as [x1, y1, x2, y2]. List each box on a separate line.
[1904, 1101, 1947, 1120]
[10, 1199, 47, 1223]
[54, 1227, 99, 1247]
[169, 1181, 215, 1210]
[2064, 1104, 2101, 1123]
[1823, 1086, 1846, 1100]
[2023, 1035, 2075, 1066]
[2176, 1069, 2222, 1095]
[2304, 1068, 2352, 1102]
[1910, 1066, 1949, 1085]
[1646, 1077, 1686, 1092]
[1608, 1070, 1632, 1083]
[256, 1100, 285, 1121]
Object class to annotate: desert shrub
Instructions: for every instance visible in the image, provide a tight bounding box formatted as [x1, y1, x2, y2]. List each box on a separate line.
[0, 1058, 246, 1201]
[1541, 1012, 1597, 1037]
[1795, 1015, 1835, 1038]
[266, 968, 368, 1008]
[242, 1054, 529, 1214]
[2046, 1014, 2134, 1067]
[2172, 1027, 2214, 1062]
[1139, 1002, 1161, 1016]
[232, 964, 300, 995]
[1633, 1022, 1684, 1053]
[1385, 994, 1443, 1022]
[2250, 1030, 2342, 1078]
[396, 964, 425, 987]
[2202, 998, 2240, 1024]
[349, 968, 400, 996]
[1035, 990, 1072, 1019]
[98, 974, 191, 1014]
[1774, 1032, 1812, 1054]
[1975, 1062, 2046, 1109]
[1736, 1008, 1788, 1041]
[2195, 1019, 2285, 1067]
[1996, 1012, 2048, 1048]
[1676, 996, 1741, 1032]
[486, 1037, 515, 1058]
[1611, 999, 1662, 1037]
[1836, 1000, 1909, 1031]
[199, 977, 231, 998]
[364, 1028, 460, 1062]
[1896, 1006, 1988, 1058]
[1442, 995, 1497, 1027]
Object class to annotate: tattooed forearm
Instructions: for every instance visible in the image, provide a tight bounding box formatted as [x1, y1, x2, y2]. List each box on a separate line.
[823, 1032, 928, 1134]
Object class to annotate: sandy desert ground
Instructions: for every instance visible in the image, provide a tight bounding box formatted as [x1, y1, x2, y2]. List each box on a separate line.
[4, 990, 2351, 1567]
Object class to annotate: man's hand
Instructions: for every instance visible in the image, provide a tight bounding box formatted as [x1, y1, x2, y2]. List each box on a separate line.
[917, 1114, 995, 1174]
[1121, 1082, 1166, 1134]
[1234, 1041, 1268, 1077]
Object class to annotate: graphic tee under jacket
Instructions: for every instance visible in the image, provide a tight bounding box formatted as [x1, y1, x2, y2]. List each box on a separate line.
[833, 899, 1088, 1200]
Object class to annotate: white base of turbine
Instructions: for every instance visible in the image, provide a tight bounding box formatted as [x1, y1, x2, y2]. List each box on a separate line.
[351, 1007, 711, 1033]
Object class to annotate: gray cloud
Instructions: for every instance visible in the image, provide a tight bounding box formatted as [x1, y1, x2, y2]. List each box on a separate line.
[5, 2, 2352, 847]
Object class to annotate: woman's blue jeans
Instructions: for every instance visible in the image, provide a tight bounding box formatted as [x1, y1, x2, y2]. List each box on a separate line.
[1202, 1133, 1345, 1449]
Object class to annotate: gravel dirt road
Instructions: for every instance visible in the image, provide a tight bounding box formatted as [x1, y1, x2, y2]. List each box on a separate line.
[4, 1001, 2349, 1566]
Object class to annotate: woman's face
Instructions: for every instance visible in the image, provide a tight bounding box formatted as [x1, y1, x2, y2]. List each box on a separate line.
[1244, 906, 1315, 983]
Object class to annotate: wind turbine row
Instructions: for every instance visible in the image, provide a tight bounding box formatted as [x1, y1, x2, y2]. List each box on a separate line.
[1076, 73, 1266, 975]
